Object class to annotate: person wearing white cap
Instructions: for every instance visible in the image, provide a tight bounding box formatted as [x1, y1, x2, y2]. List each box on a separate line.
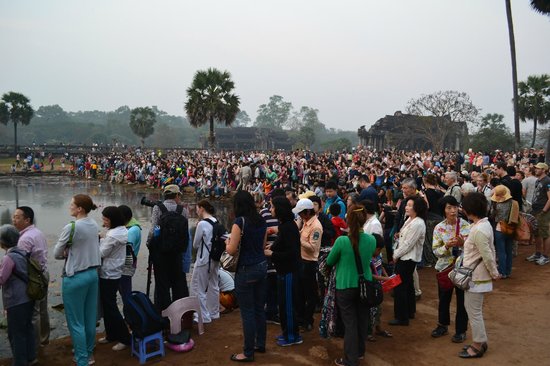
[293, 198, 323, 331]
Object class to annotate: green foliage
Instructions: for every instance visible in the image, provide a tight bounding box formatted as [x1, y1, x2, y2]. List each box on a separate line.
[233, 110, 251, 127]
[469, 113, 515, 152]
[320, 138, 352, 151]
[518, 74, 550, 148]
[130, 106, 157, 148]
[254, 95, 292, 130]
[185, 68, 240, 148]
[0, 91, 34, 155]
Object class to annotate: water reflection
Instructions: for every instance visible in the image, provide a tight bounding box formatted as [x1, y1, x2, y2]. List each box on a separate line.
[0, 176, 234, 357]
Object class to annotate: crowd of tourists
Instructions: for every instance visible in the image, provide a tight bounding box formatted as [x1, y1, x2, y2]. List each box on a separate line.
[1, 145, 549, 366]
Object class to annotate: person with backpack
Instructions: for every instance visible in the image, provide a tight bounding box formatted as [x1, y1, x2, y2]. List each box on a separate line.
[117, 205, 141, 304]
[0, 224, 37, 366]
[12, 206, 50, 349]
[146, 184, 190, 313]
[191, 199, 222, 323]
[97, 206, 131, 351]
[54, 194, 101, 366]
[323, 180, 346, 219]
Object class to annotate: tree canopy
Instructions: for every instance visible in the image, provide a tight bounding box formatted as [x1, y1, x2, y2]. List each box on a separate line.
[469, 113, 515, 152]
[406, 90, 480, 126]
[0, 91, 34, 155]
[130, 106, 157, 148]
[184, 68, 240, 148]
[254, 95, 293, 130]
[518, 74, 550, 148]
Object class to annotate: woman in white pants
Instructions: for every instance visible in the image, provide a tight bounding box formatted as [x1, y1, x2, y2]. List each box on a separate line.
[190, 200, 220, 323]
[459, 192, 500, 359]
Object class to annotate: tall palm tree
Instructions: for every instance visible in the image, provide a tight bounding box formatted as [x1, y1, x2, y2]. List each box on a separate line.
[505, 0, 521, 149]
[0, 92, 34, 155]
[129, 106, 156, 148]
[185, 68, 240, 149]
[518, 74, 550, 148]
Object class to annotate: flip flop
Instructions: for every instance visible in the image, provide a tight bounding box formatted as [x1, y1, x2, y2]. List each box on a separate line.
[375, 330, 393, 338]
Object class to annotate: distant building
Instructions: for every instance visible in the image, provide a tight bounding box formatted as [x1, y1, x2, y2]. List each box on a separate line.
[357, 111, 468, 151]
[202, 127, 293, 150]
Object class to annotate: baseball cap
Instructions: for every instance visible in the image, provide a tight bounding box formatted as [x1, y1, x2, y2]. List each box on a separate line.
[292, 198, 314, 215]
[163, 184, 181, 195]
[535, 162, 549, 171]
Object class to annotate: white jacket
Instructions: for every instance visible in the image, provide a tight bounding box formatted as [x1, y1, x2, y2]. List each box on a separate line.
[99, 226, 128, 279]
[193, 217, 217, 267]
[393, 217, 426, 263]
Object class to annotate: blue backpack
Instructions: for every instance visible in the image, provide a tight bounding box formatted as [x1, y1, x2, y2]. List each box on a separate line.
[123, 291, 166, 338]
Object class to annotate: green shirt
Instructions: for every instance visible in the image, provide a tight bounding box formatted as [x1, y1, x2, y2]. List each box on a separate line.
[326, 232, 376, 290]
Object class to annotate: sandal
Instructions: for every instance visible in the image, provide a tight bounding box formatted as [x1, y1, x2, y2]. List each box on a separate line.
[458, 345, 484, 358]
[375, 330, 393, 338]
[367, 335, 377, 342]
[230, 353, 254, 362]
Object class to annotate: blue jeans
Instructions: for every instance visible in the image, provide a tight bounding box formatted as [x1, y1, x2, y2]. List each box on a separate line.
[495, 230, 513, 276]
[235, 261, 267, 358]
[63, 268, 98, 366]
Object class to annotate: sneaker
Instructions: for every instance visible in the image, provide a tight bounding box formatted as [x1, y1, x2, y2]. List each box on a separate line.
[536, 256, 549, 265]
[526, 253, 541, 262]
[112, 343, 127, 351]
[97, 337, 110, 344]
[276, 336, 303, 347]
[431, 325, 448, 338]
[452, 333, 466, 343]
[275, 334, 285, 342]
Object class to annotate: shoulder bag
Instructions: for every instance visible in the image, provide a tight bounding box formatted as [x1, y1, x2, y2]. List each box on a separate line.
[220, 217, 245, 272]
[353, 242, 383, 308]
[447, 255, 482, 291]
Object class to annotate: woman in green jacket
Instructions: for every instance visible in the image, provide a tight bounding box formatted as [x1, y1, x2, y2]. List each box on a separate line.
[326, 204, 376, 366]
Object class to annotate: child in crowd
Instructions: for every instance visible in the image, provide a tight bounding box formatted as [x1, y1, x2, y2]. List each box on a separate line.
[329, 203, 348, 244]
[369, 234, 393, 341]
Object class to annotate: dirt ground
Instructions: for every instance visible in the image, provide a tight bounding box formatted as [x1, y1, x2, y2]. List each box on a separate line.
[1, 245, 549, 366]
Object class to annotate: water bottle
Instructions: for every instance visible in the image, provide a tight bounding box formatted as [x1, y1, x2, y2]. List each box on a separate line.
[153, 225, 161, 238]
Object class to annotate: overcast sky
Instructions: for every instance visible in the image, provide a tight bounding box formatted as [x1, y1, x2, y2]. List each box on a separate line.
[1, 0, 549, 132]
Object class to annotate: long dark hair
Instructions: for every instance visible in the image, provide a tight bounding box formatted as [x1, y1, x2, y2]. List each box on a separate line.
[233, 191, 263, 226]
[347, 204, 367, 254]
[271, 197, 294, 223]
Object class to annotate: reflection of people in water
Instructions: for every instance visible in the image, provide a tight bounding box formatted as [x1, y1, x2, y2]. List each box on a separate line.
[219, 268, 237, 314]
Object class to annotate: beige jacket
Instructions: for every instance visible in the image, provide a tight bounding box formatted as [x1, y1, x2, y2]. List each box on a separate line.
[462, 218, 499, 282]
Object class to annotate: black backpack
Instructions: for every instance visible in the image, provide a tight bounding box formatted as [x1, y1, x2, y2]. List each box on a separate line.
[202, 218, 228, 262]
[157, 203, 189, 253]
[123, 291, 166, 338]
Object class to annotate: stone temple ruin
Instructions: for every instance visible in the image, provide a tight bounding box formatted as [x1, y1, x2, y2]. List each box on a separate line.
[357, 111, 468, 151]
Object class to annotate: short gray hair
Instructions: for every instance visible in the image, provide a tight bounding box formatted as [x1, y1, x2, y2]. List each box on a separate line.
[445, 171, 458, 182]
[0, 224, 20, 249]
[402, 178, 417, 189]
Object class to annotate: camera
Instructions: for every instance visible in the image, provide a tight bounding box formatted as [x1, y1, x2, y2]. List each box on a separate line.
[140, 196, 162, 208]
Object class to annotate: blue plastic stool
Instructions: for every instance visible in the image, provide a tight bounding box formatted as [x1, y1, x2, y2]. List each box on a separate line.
[131, 331, 165, 364]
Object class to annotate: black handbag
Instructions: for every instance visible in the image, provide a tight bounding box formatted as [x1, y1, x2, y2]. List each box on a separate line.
[354, 247, 383, 308]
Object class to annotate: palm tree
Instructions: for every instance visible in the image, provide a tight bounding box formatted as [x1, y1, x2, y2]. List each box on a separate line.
[185, 68, 240, 149]
[0, 92, 34, 155]
[505, 0, 521, 149]
[129, 107, 156, 148]
[530, 0, 550, 15]
[518, 74, 550, 149]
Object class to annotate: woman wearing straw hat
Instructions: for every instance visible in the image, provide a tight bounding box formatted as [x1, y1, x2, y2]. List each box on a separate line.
[489, 185, 519, 279]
